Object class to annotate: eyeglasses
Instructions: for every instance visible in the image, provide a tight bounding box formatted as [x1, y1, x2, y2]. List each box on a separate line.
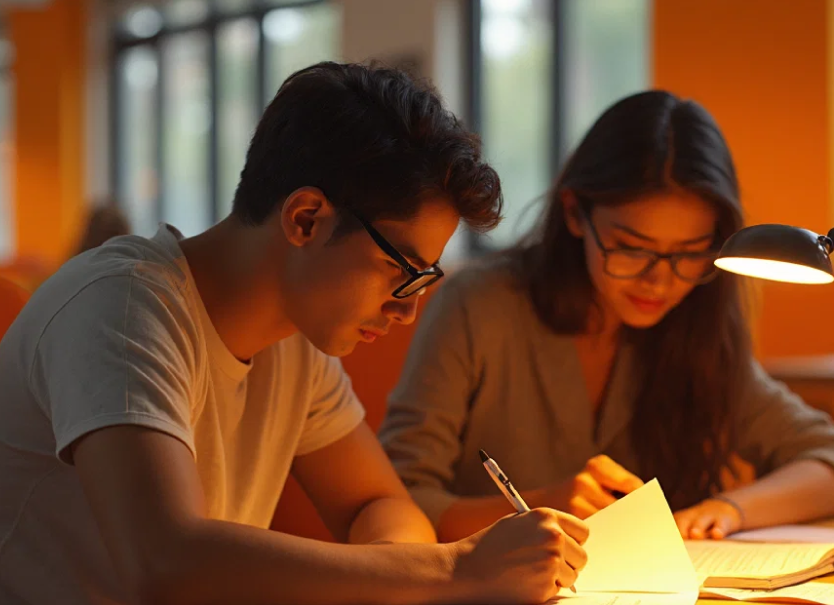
[581, 207, 719, 284]
[347, 208, 445, 298]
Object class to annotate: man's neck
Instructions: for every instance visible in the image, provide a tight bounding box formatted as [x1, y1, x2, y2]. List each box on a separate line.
[179, 218, 297, 361]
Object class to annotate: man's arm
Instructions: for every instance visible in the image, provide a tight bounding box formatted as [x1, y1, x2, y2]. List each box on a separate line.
[74, 424, 586, 605]
[291, 421, 437, 544]
[73, 425, 452, 605]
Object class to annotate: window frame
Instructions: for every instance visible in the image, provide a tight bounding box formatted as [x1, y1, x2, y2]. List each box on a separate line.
[465, 0, 565, 254]
[109, 0, 333, 230]
[468, 0, 651, 253]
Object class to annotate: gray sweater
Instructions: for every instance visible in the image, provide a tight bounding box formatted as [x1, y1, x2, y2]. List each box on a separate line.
[378, 258, 834, 528]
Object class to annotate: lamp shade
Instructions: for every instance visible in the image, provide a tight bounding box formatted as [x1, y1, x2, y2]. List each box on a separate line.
[715, 224, 834, 284]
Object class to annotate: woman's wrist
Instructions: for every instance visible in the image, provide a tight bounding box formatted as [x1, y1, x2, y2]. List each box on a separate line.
[710, 493, 746, 529]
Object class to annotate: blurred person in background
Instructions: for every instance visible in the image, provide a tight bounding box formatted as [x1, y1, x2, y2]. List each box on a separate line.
[75, 200, 132, 255]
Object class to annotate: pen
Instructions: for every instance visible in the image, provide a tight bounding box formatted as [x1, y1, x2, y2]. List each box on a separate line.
[478, 449, 576, 593]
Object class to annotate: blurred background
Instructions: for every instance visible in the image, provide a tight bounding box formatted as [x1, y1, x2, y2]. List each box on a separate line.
[0, 0, 832, 363]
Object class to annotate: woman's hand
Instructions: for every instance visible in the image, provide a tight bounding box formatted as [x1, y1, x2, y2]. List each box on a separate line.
[545, 455, 644, 519]
[674, 497, 743, 540]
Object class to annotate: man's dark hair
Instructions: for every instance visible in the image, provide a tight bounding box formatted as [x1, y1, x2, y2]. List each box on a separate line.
[232, 61, 502, 233]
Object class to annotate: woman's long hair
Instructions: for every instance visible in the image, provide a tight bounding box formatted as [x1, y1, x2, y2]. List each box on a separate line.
[511, 90, 750, 510]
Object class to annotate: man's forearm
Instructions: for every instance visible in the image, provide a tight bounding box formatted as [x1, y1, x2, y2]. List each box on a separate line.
[348, 496, 437, 544]
[144, 518, 460, 605]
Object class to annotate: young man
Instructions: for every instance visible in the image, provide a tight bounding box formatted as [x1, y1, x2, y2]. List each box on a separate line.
[0, 62, 588, 605]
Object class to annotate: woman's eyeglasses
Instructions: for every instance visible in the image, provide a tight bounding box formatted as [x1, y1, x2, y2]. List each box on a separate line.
[580, 206, 719, 284]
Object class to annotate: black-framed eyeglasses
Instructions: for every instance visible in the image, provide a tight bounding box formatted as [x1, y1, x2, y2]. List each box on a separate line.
[580, 206, 720, 285]
[347, 208, 445, 299]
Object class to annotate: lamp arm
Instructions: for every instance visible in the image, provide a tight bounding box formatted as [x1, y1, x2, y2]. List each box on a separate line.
[820, 229, 834, 254]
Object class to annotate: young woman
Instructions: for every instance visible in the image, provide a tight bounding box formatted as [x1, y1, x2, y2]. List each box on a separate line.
[379, 90, 834, 543]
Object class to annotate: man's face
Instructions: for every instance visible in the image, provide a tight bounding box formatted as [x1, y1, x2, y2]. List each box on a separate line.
[284, 196, 460, 357]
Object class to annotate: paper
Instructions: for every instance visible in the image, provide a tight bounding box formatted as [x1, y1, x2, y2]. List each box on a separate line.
[700, 581, 834, 604]
[574, 478, 700, 594]
[686, 540, 834, 584]
[549, 591, 699, 605]
[730, 526, 834, 544]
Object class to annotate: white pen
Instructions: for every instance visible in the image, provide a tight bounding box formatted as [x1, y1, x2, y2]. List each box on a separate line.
[479, 448, 530, 513]
[479, 448, 576, 594]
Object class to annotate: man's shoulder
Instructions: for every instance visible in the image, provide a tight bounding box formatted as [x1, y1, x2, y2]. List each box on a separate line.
[65, 232, 190, 293]
[21, 233, 193, 335]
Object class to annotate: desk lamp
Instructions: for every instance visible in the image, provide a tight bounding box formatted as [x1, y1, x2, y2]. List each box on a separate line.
[715, 224, 834, 284]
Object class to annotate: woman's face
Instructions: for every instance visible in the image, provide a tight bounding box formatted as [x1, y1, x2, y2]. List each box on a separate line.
[566, 190, 719, 329]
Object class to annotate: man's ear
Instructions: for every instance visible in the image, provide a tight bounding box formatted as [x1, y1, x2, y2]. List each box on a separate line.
[279, 187, 337, 247]
[562, 190, 585, 238]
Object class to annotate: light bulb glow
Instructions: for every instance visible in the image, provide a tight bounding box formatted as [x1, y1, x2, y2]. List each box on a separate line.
[714, 257, 834, 284]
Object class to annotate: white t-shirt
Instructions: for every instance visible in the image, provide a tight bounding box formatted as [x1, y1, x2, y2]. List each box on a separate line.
[0, 224, 365, 605]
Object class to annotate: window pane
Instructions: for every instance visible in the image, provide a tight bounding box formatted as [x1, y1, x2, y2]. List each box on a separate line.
[263, 3, 341, 104]
[163, 0, 210, 28]
[562, 0, 650, 153]
[119, 4, 163, 40]
[117, 46, 159, 238]
[0, 72, 13, 261]
[264, 0, 321, 7]
[214, 0, 257, 15]
[162, 32, 211, 237]
[479, 0, 553, 248]
[217, 18, 259, 218]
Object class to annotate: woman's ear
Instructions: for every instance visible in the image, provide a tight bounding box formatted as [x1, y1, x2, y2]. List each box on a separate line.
[562, 190, 585, 238]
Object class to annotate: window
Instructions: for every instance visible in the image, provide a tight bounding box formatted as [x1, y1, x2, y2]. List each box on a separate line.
[217, 17, 258, 217]
[116, 46, 159, 238]
[161, 31, 211, 235]
[262, 3, 341, 105]
[112, 0, 342, 237]
[0, 34, 13, 261]
[561, 0, 651, 153]
[472, 0, 650, 249]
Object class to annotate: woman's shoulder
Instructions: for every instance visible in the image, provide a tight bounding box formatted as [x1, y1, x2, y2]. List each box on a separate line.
[438, 252, 530, 310]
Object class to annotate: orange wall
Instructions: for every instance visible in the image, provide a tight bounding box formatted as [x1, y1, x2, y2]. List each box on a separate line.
[653, 0, 834, 357]
[8, 0, 87, 270]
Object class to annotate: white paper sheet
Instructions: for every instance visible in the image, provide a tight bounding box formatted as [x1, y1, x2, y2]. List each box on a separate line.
[549, 591, 699, 605]
[729, 526, 834, 545]
[685, 540, 834, 584]
[574, 478, 700, 594]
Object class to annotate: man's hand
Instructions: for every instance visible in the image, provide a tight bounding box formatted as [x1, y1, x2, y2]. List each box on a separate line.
[674, 498, 743, 540]
[546, 455, 644, 519]
[450, 508, 589, 604]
